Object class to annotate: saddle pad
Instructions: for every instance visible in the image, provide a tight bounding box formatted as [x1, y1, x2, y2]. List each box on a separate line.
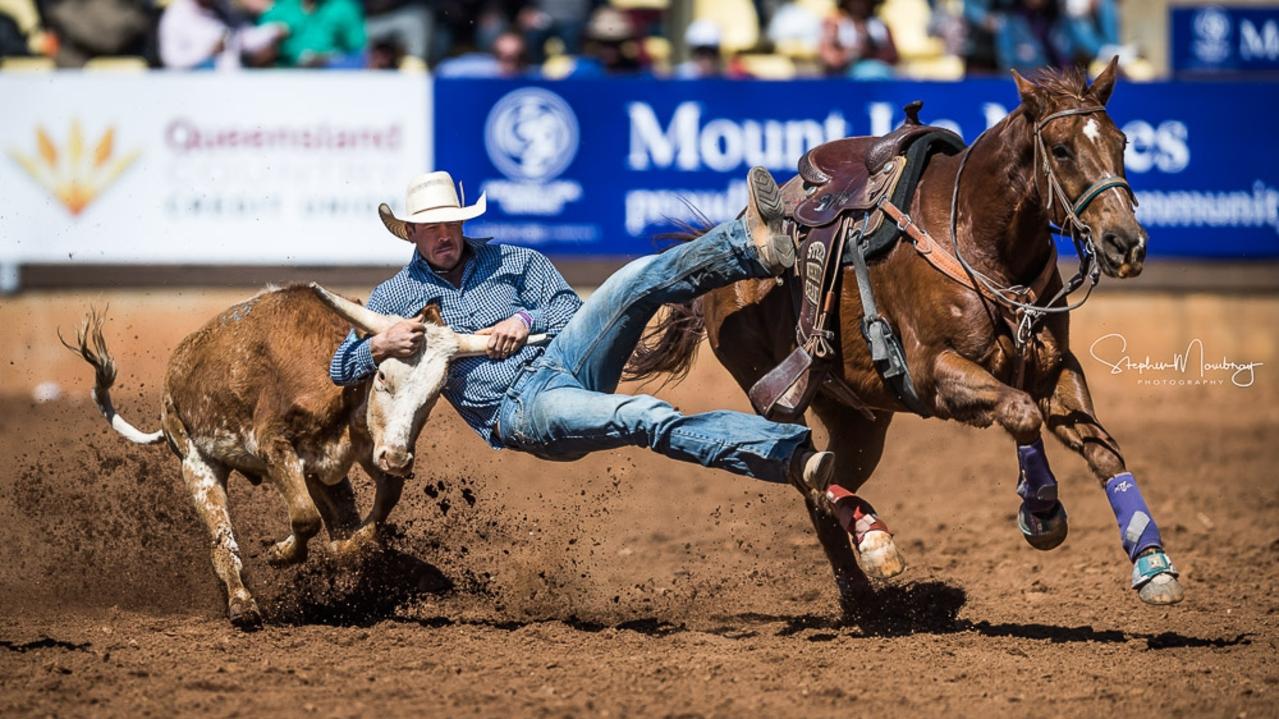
[841, 129, 965, 261]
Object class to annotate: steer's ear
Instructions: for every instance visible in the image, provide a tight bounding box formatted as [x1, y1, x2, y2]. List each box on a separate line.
[417, 303, 445, 326]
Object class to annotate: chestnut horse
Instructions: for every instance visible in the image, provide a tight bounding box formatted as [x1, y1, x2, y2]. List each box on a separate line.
[626, 60, 1185, 614]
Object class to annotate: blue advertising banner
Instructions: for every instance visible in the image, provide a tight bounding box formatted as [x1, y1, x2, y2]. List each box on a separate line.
[1172, 6, 1279, 75]
[435, 78, 1279, 259]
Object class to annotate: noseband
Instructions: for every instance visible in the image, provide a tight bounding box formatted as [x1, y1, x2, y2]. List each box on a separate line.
[948, 104, 1135, 348]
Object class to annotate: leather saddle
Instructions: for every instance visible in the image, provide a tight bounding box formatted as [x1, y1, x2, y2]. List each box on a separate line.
[749, 101, 963, 422]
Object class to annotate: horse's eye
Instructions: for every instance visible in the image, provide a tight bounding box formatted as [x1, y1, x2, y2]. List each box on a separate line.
[376, 370, 387, 386]
[1052, 144, 1072, 160]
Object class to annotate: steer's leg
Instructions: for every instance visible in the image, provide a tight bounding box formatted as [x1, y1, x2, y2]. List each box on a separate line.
[331, 457, 405, 556]
[307, 476, 361, 542]
[181, 450, 260, 628]
[262, 442, 323, 566]
[807, 395, 903, 607]
[1041, 351, 1184, 605]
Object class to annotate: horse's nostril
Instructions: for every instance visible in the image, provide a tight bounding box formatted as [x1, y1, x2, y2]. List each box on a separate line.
[1101, 233, 1122, 253]
[1132, 242, 1146, 263]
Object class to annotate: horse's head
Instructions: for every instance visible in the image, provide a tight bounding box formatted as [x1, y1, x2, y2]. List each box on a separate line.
[1012, 58, 1146, 279]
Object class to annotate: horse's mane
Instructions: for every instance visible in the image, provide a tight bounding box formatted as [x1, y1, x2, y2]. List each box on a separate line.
[1028, 66, 1090, 101]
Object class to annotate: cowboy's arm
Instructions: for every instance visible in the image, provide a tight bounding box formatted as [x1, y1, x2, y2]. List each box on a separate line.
[514, 250, 582, 336]
[329, 283, 398, 386]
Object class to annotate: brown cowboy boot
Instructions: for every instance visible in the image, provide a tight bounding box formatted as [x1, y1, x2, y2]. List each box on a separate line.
[788, 448, 836, 498]
[744, 166, 794, 274]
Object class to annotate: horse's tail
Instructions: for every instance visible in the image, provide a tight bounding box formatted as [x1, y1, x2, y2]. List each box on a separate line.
[623, 223, 711, 385]
[623, 299, 706, 384]
[58, 308, 165, 445]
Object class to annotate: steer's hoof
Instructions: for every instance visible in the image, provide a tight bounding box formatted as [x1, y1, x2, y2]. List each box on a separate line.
[1017, 500, 1069, 551]
[228, 595, 262, 630]
[266, 536, 307, 566]
[856, 530, 907, 579]
[1138, 573, 1185, 605]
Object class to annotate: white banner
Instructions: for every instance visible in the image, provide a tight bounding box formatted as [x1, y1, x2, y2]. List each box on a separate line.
[0, 72, 430, 265]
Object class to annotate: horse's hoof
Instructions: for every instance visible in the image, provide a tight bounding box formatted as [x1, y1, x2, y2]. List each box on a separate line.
[228, 595, 262, 629]
[856, 530, 907, 579]
[1138, 573, 1185, 605]
[1017, 500, 1068, 551]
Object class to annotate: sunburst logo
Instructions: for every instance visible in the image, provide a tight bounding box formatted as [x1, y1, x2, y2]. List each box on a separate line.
[8, 119, 140, 216]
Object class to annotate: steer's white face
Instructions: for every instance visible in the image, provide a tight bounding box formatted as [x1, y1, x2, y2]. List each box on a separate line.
[365, 322, 457, 476]
[310, 283, 501, 478]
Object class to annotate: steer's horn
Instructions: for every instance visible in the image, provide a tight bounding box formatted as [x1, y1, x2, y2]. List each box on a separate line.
[310, 283, 399, 336]
[453, 332, 552, 359]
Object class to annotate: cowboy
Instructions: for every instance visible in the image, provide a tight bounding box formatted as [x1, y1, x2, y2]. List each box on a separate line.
[329, 167, 837, 489]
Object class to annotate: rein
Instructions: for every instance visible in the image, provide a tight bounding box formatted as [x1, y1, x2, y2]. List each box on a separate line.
[944, 105, 1134, 348]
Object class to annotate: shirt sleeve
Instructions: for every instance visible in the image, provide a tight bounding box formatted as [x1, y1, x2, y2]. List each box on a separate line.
[515, 250, 582, 336]
[328, 283, 390, 386]
[338, 0, 366, 53]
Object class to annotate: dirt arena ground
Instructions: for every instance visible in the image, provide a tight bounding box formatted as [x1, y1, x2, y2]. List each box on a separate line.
[1, 285, 1276, 717]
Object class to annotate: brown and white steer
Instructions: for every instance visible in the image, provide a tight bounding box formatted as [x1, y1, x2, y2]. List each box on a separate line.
[64, 283, 543, 628]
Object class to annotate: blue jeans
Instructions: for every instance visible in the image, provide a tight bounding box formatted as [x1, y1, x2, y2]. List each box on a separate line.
[496, 219, 811, 483]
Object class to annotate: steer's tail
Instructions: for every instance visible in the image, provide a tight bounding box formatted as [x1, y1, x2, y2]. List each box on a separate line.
[59, 308, 164, 445]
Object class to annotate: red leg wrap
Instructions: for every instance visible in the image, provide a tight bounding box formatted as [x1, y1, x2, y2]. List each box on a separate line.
[825, 484, 891, 546]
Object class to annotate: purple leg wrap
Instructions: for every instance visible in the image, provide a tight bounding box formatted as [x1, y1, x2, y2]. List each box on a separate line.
[1105, 472, 1164, 561]
[1016, 438, 1058, 513]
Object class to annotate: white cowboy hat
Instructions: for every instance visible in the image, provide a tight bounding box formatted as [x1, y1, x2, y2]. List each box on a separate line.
[377, 171, 486, 241]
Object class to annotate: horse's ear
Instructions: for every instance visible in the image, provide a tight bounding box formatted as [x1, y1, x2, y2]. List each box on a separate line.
[1089, 56, 1120, 106]
[417, 303, 445, 326]
[1011, 69, 1042, 118]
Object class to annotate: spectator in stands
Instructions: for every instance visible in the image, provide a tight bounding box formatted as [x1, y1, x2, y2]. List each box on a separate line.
[1060, 0, 1126, 65]
[366, 35, 404, 68]
[41, 0, 152, 67]
[819, 0, 899, 78]
[963, 0, 1061, 73]
[159, 0, 286, 69]
[492, 29, 528, 76]
[675, 19, 722, 79]
[363, 0, 428, 62]
[571, 6, 643, 76]
[0, 9, 28, 57]
[767, 1, 824, 59]
[259, 0, 366, 67]
[434, 29, 531, 76]
[519, 0, 593, 64]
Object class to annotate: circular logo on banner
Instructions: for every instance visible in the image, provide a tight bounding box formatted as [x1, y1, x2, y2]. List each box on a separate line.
[1192, 7, 1231, 64]
[484, 88, 579, 182]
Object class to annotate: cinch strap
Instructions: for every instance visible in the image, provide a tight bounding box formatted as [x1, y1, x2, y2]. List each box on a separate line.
[1104, 472, 1164, 561]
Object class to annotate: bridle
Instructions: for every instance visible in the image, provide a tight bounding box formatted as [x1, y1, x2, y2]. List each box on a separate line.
[947, 104, 1136, 349]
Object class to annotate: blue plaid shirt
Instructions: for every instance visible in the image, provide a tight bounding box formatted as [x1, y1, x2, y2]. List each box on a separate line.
[329, 239, 582, 446]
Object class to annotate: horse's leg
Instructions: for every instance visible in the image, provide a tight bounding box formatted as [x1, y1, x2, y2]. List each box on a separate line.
[932, 350, 1069, 550]
[1041, 351, 1184, 605]
[806, 395, 900, 613]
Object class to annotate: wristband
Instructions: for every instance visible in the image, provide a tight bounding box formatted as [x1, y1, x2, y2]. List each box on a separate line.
[513, 309, 533, 329]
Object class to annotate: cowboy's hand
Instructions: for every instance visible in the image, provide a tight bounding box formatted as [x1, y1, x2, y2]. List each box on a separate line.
[476, 315, 529, 359]
[370, 319, 426, 362]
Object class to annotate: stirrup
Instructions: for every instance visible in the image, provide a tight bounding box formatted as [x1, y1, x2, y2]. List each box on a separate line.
[1131, 549, 1178, 589]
